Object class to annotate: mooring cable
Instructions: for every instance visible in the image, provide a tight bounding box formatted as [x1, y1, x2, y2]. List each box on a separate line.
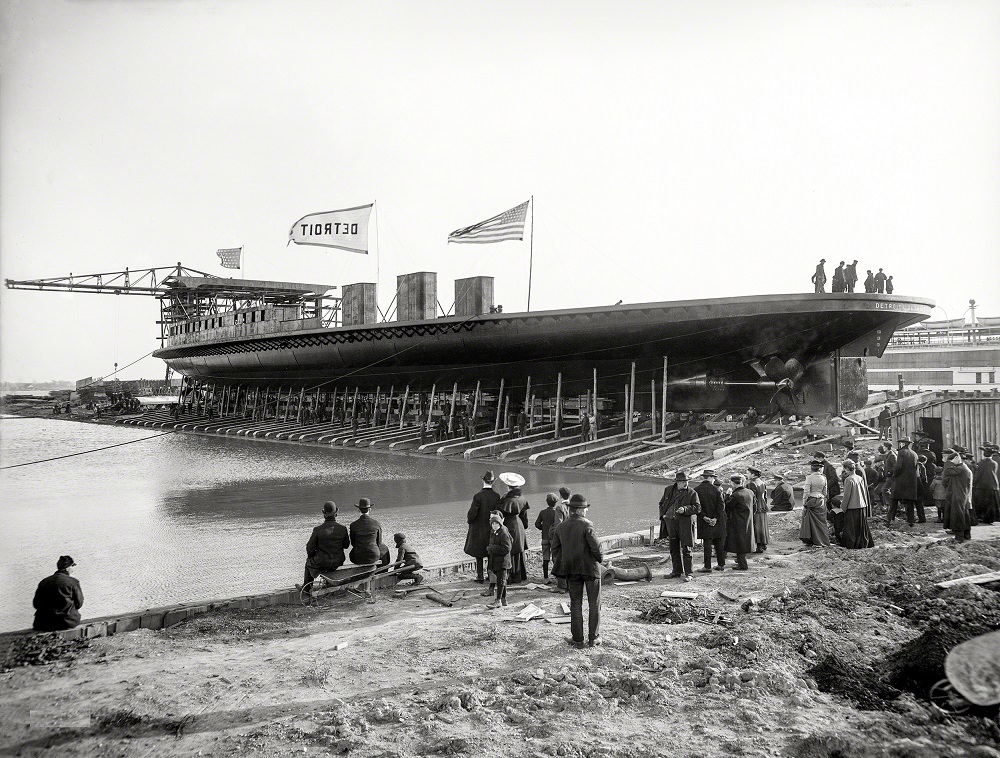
[0, 430, 175, 470]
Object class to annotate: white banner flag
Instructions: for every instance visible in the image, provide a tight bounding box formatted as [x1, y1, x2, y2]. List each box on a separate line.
[288, 203, 373, 253]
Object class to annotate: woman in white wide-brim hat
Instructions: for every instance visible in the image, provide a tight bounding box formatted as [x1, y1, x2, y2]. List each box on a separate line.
[497, 472, 530, 582]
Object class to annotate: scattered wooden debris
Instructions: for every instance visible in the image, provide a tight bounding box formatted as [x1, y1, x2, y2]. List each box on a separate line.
[937, 570, 1000, 588]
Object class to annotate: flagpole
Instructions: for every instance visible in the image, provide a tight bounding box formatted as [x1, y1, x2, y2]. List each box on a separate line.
[527, 195, 534, 312]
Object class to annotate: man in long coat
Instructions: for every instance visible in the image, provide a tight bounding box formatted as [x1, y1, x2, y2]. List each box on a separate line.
[874, 268, 887, 293]
[304, 501, 351, 589]
[659, 471, 701, 580]
[891, 437, 923, 526]
[349, 498, 390, 567]
[943, 450, 973, 542]
[724, 475, 754, 570]
[747, 466, 769, 553]
[465, 470, 501, 583]
[695, 469, 727, 573]
[551, 494, 604, 648]
[972, 444, 1000, 524]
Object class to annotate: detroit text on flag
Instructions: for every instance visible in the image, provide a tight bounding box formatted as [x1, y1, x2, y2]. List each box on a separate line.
[447, 200, 529, 245]
[217, 247, 242, 269]
[288, 204, 374, 254]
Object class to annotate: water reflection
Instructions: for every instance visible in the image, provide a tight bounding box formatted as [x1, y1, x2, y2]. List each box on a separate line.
[0, 418, 665, 631]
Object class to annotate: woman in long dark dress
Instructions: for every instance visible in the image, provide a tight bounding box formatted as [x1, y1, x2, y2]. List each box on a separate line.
[498, 472, 530, 582]
[839, 460, 874, 549]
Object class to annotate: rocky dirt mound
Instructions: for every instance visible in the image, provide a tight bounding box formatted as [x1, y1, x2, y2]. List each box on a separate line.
[887, 583, 1000, 698]
[0, 633, 90, 672]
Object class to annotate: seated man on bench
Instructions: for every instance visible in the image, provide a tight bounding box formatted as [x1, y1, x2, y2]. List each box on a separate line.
[304, 501, 350, 591]
[349, 498, 391, 567]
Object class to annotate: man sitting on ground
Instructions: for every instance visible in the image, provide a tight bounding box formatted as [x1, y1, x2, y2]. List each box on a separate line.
[33, 555, 84, 632]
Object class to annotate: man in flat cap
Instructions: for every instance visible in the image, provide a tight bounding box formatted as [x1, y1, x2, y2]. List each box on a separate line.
[695, 470, 727, 573]
[811, 259, 827, 293]
[891, 437, 923, 527]
[551, 494, 604, 647]
[349, 498, 390, 567]
[303, 501, 351, 591]
[659, 471, 701, 581]
[33, 555, 84, 631]
[465, 471, 501, 583]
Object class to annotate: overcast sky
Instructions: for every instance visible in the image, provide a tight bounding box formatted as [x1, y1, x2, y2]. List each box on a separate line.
[2, 0, 998, 384]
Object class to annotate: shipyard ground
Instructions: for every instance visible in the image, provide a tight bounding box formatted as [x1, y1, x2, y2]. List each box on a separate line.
[3, 516, 1000, 758]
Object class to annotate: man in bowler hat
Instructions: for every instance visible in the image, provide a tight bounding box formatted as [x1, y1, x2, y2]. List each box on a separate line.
[551, 494, 604, 648]
[349, 498, 390, 566]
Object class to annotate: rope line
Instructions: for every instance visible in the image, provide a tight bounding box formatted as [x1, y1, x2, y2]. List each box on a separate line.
[0, 431, 174, 470]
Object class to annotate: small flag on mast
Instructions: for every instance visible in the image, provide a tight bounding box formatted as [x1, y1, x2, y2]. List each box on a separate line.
[448, 200, 529, 244]
[217, 247, 242, 269]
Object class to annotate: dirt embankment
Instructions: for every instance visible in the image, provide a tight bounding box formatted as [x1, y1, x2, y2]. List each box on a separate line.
[2, 514, 999, 758]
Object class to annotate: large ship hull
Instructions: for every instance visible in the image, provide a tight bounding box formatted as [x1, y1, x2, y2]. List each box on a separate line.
[154, 293, 933, 414]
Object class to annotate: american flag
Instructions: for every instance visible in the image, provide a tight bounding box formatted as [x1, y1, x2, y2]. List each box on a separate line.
[217, 247, 242, 269]
[447, 200, 529, 245]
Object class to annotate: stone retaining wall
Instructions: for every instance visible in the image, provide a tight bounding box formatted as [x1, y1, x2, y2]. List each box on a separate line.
[2, 530, 652, 643]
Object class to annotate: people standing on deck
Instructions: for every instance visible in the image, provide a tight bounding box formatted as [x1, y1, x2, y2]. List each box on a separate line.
[886, 276, 894, 294]
[391, 533, 424, 585]
[349, 498, 390, 567]
[942, 450, 973, 542]
[659, 471, 701, 582]
[972, 444, 1000, 524]
[747, 466, 769, 553]
[864, 270, 876, 293]
[485, 512, 512, 607]
[517, 408, 528, 438]
[832, 262, 846, 293]
[551, 494, 604, 648]
[695, 469, 727, 573]
[724, 474, 754, 570]
[465, 471, 500, 584]
[800, 460, 830, 547]
[535, 493, 561, 583]
[769, 471, 795, 512]
[891, 437, 924, 526]
[33, 555, 83, 632]
[498, 472, 530, 583]
[874, 268, 887, 293]
[839, 460, 874, 549]
[303, 501, 351, 591]
[811, 259, 827, 293]
[845, 260, 859, 292]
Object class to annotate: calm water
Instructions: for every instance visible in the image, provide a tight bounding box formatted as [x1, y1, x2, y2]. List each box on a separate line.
[0, 417, 664, 632]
